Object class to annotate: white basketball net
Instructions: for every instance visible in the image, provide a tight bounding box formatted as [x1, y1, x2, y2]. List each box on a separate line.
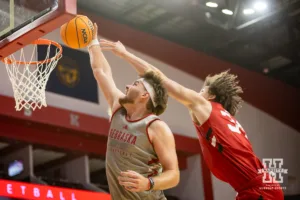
[3, 40, 62, 111]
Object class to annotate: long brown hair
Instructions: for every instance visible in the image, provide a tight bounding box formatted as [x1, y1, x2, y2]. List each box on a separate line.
[204, 70, 243, 116]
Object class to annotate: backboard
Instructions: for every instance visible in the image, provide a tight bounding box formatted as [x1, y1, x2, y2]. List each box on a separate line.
[0, 0, 76, 59]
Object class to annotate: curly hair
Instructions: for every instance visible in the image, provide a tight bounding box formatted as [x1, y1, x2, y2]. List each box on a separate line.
[204, 70, 243, 116]
[140, 71, 168, 116]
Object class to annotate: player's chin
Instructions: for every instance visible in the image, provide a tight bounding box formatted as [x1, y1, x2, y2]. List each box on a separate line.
[119, 96, 134, 105]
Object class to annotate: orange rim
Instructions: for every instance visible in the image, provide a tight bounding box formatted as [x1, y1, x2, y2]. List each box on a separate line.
[2, 39, 62, 65]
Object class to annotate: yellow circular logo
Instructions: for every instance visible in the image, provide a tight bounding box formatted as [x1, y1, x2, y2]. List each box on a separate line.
[56, 56, 80, 88]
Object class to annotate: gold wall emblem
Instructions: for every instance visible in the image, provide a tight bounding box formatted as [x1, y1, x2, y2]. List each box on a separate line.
[56, 57, 80, 88]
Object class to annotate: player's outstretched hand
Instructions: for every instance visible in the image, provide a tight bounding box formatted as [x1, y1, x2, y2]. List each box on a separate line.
[118, 170, 150, 192]
[100, 39, 127, 58]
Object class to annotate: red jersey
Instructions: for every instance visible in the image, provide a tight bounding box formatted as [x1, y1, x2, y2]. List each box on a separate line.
[194, 101, 265, 192]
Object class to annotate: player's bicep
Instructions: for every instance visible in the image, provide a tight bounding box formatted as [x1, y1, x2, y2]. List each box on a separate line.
[150, 121, 178, 171]
[93, 68, 124, 110]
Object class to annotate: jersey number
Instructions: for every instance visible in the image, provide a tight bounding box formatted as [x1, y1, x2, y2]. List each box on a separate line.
[210, 110, 247, 147]
[220, 110, 245, 134]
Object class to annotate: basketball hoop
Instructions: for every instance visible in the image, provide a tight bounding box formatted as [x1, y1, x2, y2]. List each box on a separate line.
[1, 39, 62, 111]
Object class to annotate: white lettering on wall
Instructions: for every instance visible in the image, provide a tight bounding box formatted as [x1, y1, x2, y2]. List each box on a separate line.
[72, 193, 77, 200]
[4, 182, 88, 199]
[24, 108, 32, 117]
[47, 189, 54, 198]
[33, 187, 40, 197]
[60, 192, 65, 200]
[20, 185, 26, 194]
[70, 113, 80, 127]
[7, 184, 12, 194]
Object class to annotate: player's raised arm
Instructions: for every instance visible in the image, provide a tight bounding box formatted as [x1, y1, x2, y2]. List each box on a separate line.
[88, 24, 124, 111]
[100, 40, 207, 108]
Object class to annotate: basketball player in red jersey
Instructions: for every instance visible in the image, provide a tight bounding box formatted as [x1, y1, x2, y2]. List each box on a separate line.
[101, 39, 284, 200]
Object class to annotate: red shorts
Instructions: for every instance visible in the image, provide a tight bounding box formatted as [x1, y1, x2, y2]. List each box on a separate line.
[236, 184, 284, 200]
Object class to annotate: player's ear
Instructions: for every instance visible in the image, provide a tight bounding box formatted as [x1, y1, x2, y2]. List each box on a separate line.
[141, 92, 149, 99]
[208, 94, 216, 101]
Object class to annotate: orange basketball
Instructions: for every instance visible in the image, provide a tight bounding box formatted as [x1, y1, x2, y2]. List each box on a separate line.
[60, 15, 94, 49]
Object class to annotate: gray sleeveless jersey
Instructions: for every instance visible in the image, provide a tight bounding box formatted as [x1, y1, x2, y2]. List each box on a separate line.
[106, 107, 167, 200]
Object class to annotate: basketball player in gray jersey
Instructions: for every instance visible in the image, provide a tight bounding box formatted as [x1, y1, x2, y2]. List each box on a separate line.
[87, 23, 179, 200]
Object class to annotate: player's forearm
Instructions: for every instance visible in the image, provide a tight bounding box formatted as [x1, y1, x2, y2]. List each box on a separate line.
[152, 169, 179, 190]
[160, 77, 195, 107]
[88, 44, 112, 77]
[122, 51, 158, 75]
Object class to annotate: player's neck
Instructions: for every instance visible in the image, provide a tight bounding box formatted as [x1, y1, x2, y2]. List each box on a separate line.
[124, 103, 152, 121]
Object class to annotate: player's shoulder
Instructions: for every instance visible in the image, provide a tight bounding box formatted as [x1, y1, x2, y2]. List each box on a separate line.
[204, 102, 229, 123]
[109, 105, 125, 122]
[210, 102, 229, 116]
[210, 101, 222, 110]
[148, 120, 173, 137]
[148, 119, 169, 130]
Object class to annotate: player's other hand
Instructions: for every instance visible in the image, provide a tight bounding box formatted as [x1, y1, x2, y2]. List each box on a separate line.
[118, 170, 150, 192]
[100, 39, 127, 58]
